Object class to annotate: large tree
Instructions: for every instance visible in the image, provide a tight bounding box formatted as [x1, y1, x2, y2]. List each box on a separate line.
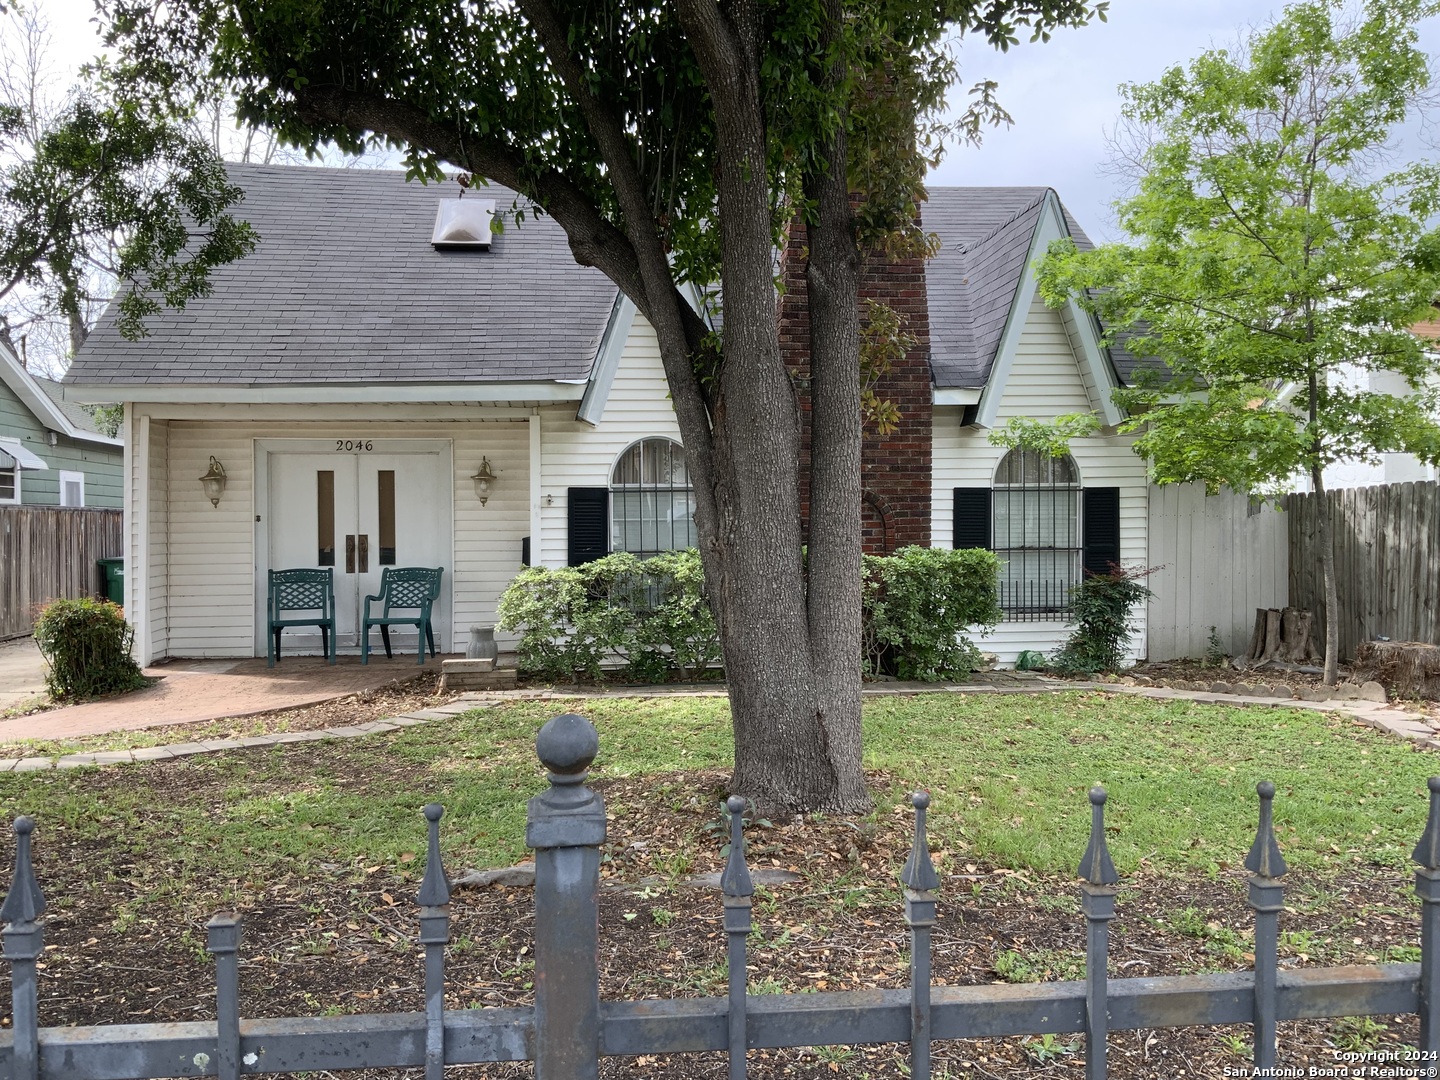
[1037, 0, 1440, 685]
[0, 6, 254, 374]
[104, 0, 1102, 811]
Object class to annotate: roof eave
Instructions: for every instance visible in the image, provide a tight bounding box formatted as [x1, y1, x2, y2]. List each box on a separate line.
[0, 344, 120, 444]
[61, 380, 589, 406]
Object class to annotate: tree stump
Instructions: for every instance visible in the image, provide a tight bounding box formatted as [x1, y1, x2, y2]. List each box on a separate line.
[1246, 607, 1319, 665]
[1352, 641, 1440, 701]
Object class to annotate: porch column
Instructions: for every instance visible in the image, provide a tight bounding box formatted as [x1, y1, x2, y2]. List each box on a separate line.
[529, 410, 543, 565]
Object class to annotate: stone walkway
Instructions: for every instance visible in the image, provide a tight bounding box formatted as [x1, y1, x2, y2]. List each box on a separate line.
[0, 652, 459, 744]
[0, 673, 1433, 774]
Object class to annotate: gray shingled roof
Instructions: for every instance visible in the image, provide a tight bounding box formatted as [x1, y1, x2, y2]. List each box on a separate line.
[68, 164, 619, 386]
[924, 187, 1157, 389]
[33, 377, 108, 434]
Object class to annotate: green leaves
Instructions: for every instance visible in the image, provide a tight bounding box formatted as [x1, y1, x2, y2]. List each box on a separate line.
[1038, 0, 1440, 497]
[1, 68, 254, 346]
[495, 550, 721, 683]
[861, 546, 1003, 681]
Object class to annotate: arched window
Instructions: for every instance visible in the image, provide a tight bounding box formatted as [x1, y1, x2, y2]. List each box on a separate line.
[993, 448, 1081, 618]
[610, 438, 697, 556]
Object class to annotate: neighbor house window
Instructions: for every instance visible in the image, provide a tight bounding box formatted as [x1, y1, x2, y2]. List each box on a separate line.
[59, 470, 84, 507]
[610, 438, 696, 556]
[0, 466, 15, 503]
[993, 448, 1081, 619]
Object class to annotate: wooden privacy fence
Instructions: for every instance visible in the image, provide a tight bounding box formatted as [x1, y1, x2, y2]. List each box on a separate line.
[0, 507, 123, 639]
[1286, 480, 1440, 660]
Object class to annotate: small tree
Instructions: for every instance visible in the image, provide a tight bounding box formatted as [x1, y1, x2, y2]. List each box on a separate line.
[1036, 0, 1440, 684]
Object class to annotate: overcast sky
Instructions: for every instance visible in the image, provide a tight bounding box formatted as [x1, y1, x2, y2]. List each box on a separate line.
[39, 0, 1440, 244]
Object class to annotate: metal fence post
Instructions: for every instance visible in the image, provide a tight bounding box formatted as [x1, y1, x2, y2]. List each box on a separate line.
[721, 796, 753, 1080]
[1, 816, 45, 1080]
[1245, 780, 1287, 1071]
[1412, 776, 1440, 1051]
[526, 714, 606, 1080]
[206, 914, 242, 1080]
[417, 804, 452, 1080]
[1077, 786, 1118, 1080]
[901, 792, 940, 1080]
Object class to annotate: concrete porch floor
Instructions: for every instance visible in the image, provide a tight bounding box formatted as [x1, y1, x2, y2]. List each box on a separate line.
[0, 650, 461, 744]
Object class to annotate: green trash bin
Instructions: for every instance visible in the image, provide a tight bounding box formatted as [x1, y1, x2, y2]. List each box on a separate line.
[97, 558, 125, 604]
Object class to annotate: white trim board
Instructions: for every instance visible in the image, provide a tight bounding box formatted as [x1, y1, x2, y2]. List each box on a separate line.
[63, 382, 587, 406]
[576, 295, 637, 426]
[975, 190, 1124, 430]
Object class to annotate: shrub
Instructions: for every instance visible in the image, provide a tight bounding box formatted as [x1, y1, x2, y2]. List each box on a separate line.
[32, 597, 147, 701]
[497, 550, 721, 682]
[501, 545, 1004, 685]
[862, 546, 1003, 681]
[1051, 566, 1156, 675]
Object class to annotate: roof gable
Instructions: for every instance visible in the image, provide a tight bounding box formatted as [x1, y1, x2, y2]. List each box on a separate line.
[924, 186, 1161, 396]
[0, 345, 121, 447]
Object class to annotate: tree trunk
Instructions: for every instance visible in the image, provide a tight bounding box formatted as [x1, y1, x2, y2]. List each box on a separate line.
[1279, 607, 1318, 664]
[793, 0, 869, 813]
[677, 0, 865, 814]
[1308, 370, 1340, 685]
[1312, 469, 1341, 684]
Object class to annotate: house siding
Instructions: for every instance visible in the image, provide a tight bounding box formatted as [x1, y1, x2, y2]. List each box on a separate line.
[132, 408, 532, 659]
[537, 318, 682, 567]
[0, 378, 122, 507]
[932, 296, 1150, 666]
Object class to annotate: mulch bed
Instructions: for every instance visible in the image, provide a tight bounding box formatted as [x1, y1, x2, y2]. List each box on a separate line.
[2, 746, 1422, 1079]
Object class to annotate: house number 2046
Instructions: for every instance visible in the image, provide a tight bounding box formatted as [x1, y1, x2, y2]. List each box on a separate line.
[336, 440, 374, 452]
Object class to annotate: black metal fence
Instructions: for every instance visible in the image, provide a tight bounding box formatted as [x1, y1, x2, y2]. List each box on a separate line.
[4, 713, 1440, 1080]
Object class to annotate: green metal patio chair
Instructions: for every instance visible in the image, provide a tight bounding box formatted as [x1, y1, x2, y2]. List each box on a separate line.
[267, 568, 337, 667]
[362, 566, 443, 665]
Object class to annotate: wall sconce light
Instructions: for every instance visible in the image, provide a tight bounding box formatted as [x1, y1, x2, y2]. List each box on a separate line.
[471, 457, 496, 505]
[199, 456, 227, 508]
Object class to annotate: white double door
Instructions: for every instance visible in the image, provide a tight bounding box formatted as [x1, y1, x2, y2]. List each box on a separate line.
[262, 442, 450, 654]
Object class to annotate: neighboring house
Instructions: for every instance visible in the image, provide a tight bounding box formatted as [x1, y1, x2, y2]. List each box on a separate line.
[1303, 309, 1440, 490]
[0, 342, 123, 508]
[63, 164, 1283, 666]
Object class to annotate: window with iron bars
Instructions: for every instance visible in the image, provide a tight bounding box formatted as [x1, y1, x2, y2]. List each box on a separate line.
[610, 438, 697, 558]
[993, 448, 1081, 620]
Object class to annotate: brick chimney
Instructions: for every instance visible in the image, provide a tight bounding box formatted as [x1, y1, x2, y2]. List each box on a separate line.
[779, 215, 934, 554]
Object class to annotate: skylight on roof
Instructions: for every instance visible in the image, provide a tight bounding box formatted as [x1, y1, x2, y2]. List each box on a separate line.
[432, 199, 495, 249]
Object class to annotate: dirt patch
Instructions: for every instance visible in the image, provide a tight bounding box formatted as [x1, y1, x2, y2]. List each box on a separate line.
[3, 756, 1421, 1079]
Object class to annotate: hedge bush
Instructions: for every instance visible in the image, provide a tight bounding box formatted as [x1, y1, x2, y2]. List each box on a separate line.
[497, 550, 721, 682]
[862, 546, 1003, 681]
[32, 597, 148, 701]
[499, 545, 1002, 684]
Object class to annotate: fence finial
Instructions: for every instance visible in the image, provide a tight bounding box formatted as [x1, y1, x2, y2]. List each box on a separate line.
[1077, 787, 1119, 886]
[0, 817, 44, 925]
[1414, 777, 1440, 870]
[720, 796, 753, 899]
[901, 792, 941, 893]
[1244, 781, 1288, 880]
[418, 804, 450, 907]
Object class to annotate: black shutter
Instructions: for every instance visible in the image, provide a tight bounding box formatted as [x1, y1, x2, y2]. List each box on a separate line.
[567, 488, 610, 566]
[952, 488, 992, 549]
[1082, 487, 1121, 576]
[521, 536, 531, 567]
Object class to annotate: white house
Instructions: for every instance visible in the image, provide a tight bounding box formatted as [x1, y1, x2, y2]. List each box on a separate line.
[62, 164, 1284, 667]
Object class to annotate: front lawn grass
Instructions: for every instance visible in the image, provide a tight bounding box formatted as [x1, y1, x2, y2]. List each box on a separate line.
[1, 689, 1431, 1078]
[0, 690, 1430, 906]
